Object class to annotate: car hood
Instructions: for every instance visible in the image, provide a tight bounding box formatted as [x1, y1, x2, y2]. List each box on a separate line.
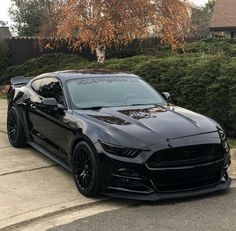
[76, 105, 219, 148]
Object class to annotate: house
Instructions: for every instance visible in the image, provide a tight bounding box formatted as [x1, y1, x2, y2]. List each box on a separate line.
[0, 21, 12, 40]
[210, 0, 236, 38]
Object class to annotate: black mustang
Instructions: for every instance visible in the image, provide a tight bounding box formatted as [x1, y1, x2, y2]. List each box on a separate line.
[7, 70, 231, 201]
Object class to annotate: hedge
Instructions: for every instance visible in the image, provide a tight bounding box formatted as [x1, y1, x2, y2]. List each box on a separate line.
[0, 41, 10, 71]
[134, 55, 236, 135]
[1, 52, 236, 134]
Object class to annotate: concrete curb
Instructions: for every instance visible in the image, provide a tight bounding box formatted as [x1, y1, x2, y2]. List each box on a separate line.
[0, 198, 107, 230]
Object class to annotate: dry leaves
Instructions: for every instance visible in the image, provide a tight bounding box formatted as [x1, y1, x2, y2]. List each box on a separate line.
[55, 0, 190, 61]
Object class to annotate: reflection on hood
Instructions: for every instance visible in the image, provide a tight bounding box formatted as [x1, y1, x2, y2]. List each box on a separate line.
[120, 106, 167, 120]
[90, 115, 131, 125]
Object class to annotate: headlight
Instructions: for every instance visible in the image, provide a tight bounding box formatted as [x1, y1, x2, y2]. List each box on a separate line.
[218, 127, 230, 153]
[100, 141, 142, 158]
[218, 128, 226, 141]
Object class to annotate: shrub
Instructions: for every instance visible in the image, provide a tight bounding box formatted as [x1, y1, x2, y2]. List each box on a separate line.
[135, 55, 236, 134]
[0, 53, 89, 84]
[0, 41, 10, 71]
[184, 38, 236, 57]
[1, 52, 236, 134]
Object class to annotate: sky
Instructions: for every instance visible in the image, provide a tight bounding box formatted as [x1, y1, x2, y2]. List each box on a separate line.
[0, 0, 209, 26]
[0, 0, 12, 25]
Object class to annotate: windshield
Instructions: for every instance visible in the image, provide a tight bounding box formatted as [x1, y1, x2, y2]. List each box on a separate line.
[67, 76, 166, 109]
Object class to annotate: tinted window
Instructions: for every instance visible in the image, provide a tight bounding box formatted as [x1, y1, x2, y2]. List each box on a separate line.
[67, 77, 166, 109]
[39, 78, 65, 105]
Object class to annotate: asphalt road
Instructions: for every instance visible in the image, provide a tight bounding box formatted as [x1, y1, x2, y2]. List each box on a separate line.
[49, 189, 236, 231]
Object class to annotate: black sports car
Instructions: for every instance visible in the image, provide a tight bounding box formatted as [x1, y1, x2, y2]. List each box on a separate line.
[7, 70, 231, 201]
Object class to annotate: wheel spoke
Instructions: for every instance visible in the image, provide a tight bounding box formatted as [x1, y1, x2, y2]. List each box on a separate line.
[74, 146, 94, 191]
[7, 110, 18, 141]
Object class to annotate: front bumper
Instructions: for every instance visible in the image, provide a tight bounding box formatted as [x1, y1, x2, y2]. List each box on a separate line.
[104, 178, 231, 201]
[99, 152, 231, 201]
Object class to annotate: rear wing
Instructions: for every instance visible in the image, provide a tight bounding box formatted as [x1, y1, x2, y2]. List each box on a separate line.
[10, 76, 33, 87]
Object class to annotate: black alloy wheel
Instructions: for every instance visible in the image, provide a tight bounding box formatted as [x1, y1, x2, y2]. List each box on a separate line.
[7, 109, 18, 142]
[7, 106, 27, 147]
[73, 141, 101, 197]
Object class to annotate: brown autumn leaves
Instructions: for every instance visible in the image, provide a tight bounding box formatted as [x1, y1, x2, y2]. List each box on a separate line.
[46, 0, 190, 62]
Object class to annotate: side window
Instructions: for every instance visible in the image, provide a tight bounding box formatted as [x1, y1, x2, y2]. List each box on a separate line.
[31, 79, 42, 93]
[39, 78, 65, 105]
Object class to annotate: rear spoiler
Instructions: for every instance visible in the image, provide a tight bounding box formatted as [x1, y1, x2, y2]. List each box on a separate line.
[10, 76, 33, 87]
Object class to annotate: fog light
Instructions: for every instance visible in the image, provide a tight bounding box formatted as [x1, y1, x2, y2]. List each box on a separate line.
[117, 168, 141, 178]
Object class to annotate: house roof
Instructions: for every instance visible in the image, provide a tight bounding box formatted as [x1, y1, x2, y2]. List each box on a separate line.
[210, 0, 236, 29]
[0, 27, 12, 39]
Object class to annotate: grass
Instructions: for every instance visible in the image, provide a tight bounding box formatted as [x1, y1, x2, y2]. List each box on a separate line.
[0, 94, 7, 99]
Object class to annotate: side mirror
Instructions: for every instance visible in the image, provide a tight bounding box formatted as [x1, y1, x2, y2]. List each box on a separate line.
[161, 92, 171, 101]
[42, 98, 67, 112]
[42, 98, 58, 107]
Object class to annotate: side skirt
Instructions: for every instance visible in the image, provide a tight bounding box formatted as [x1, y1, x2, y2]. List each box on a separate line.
[28, 141, 73, 173]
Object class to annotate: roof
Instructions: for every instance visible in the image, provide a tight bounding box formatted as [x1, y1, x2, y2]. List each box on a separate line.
[36, 70, 138, 82]
[210, 0, 236, 29]
[0, 27, 12, 39]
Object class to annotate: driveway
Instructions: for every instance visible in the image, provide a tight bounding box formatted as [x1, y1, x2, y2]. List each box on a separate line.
[0, 100, 102, 230]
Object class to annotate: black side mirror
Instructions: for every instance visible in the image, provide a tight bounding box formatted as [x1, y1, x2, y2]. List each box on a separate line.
[42, 98, 67, 113]
[161, 92, 171, 101]
[42, 98, 58, 107]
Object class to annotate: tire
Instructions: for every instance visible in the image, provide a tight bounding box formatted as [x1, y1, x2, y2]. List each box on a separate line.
[7, 106, 27, 148]
[72, 141, 101, 197]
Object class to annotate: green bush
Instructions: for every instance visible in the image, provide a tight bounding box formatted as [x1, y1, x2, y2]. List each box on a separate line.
[0, 53, 90, 84]
[1, 51, 236, 134]
[0, 41, 10, 72]
[135, 55, 236, 134]
[184, 38, 236, 57]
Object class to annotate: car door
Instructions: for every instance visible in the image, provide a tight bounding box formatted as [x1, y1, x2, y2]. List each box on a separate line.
[28, 77, 70, 160]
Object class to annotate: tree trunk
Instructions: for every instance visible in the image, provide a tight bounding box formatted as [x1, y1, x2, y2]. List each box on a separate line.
[95, 46, 106, 63]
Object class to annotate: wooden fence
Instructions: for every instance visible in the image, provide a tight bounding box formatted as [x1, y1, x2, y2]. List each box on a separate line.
[4, 36, 206, 66]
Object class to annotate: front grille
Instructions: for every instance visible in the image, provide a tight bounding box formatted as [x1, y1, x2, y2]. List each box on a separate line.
[153, 171, 222, 192]
[147, 144, 224, 168]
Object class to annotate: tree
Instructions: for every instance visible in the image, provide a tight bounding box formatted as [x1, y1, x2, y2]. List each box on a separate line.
[56, 0, 190, 62]
[190, 0, 215, 37]
[39, 0, 64, 37]
[9, 0, 62, 36]
[205, 0, 216, 12]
